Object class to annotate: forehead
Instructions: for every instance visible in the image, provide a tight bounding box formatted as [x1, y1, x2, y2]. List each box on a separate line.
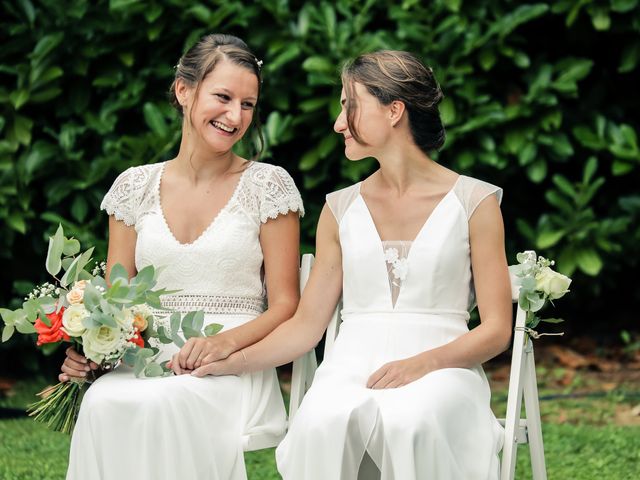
[201, 59, 259, 97]
[341, 81, 374, 103]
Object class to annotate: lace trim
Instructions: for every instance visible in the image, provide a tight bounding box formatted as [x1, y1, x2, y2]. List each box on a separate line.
[152, 294, 266, 316]
[259, 198, 305, 224]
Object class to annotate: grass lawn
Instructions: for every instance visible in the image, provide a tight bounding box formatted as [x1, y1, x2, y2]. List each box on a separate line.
[1, 373, 638, 480]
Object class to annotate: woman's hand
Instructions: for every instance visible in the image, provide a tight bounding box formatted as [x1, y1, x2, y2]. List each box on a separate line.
[366, 355, 431, 389]
[190, 351, 245, 378]
[169, 334, 237, 375]
[59, 347, 100, 382]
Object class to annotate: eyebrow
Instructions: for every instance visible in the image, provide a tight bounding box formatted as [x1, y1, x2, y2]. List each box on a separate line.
[215, 87, 258, 102]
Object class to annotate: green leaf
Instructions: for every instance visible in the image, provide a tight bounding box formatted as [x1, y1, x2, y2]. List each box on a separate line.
[109, 263, 129, 285]
[45, 224, 65, 276]
[182, 326, 202, 339]
[302, 56, 334, 73]
[575, 248, 603, 275]
[144, 362, 165, 377]
[62, 238, 81, 256]
[83, 284, 102, 311]
[204, 323, 223, 337]
[537, 230, 565, 249]
[192, 310, 204, 332]
[143, 102, 168, 137]
[540, 317, 565, 323]
[2, 325, 15, 342]
[10, 90, 30, 110]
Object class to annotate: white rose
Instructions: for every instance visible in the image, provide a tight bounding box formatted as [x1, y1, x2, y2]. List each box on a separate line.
[66, 288, 85, 305]
[535, 266, 572, 300]
[82, 325, 123, 364]
[62, 304, 89, 337]
[115, 308, 134, 330]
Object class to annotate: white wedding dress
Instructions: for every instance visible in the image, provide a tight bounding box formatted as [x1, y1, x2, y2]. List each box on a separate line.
[66, 160, 304, 480]
[276, 175, 504, 480]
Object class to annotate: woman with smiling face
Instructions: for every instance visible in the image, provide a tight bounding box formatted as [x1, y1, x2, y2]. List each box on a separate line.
[196, 50, 512, 479]
[60, 34, 304, 480]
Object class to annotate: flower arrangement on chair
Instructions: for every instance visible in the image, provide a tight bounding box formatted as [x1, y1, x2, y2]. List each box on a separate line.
[509, 250, 572, 338]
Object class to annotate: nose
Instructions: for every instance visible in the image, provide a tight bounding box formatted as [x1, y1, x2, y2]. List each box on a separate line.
[334, 108, 347, 134]
[226, 101, 242, 126]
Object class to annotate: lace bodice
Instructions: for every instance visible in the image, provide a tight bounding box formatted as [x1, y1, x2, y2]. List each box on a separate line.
[327, 176, 502, 315]
[100, 161, 304, 314]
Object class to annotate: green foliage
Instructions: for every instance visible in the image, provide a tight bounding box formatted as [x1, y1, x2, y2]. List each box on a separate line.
[0, 0, 638, 345]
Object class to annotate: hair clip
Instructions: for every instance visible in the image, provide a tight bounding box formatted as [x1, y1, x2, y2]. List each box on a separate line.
[255, 58, 263, 69]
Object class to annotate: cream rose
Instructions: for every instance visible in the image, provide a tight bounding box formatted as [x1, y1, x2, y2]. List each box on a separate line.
[82, 325, 123, 364]
[66, 288, 85, 305]
[73, 280, 89, 290]
[535, 266, 572, 300]
[62, 304, 89, 337]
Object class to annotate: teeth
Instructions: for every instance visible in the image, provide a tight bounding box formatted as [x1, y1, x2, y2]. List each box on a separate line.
[211, 121, 236, 133]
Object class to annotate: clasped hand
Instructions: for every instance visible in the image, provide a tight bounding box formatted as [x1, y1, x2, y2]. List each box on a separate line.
[169, 335, 235, 375]
[366, 355, 430, 389]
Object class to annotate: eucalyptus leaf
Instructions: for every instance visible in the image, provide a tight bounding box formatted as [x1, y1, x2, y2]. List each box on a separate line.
[204, 323, 223, 337]
[2, 325, 15, 342]
[143, 362, 164, 377]
[45, 224, 65, 276]
[109, 263, 129, 285]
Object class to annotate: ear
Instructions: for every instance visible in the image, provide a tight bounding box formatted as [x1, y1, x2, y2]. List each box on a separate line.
[389, 100, 406, 127]
[174, 78, 192, 108]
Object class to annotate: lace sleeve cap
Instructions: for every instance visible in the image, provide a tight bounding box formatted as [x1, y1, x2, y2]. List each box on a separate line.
[100, 167, 145, 226]
[258, 165, 305, 223]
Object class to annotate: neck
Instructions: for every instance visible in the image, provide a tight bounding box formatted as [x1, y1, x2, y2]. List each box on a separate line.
[174, 130, 239, 184]
[373, 139, 438, 194]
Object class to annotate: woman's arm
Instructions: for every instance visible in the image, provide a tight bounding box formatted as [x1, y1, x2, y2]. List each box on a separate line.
[367, 194, 513, 389]
[189, 204, 343, 377]
[59, 216, 137, 382]
[172, 210, 302, 373]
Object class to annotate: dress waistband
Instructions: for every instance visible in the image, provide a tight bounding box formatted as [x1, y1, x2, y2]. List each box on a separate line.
[152, 294, 266, 316]
[341, 308, 470, 323]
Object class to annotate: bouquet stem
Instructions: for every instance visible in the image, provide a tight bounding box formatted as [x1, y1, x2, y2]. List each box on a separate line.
[27, 379, 87, 435]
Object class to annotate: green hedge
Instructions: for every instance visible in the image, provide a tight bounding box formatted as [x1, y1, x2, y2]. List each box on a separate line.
[1, 0, 639, 368]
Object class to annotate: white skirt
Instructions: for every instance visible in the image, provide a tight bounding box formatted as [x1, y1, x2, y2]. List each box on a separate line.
[276, 312, 503, 480]
[67, 314, 286, 480]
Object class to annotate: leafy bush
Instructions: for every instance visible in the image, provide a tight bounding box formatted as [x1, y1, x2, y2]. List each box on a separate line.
[1, 0, 638, 369]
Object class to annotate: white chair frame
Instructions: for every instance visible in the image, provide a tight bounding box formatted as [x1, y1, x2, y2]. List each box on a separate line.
[243, 253, 317, 452]
[286, 253, 548, 479]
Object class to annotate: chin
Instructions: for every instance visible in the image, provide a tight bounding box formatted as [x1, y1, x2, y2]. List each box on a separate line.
[345, 148, 369, 161]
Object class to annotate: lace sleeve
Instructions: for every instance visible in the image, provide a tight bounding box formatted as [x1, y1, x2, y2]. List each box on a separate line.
[258, 165, 305, 223]
[100, 167, 149, 226]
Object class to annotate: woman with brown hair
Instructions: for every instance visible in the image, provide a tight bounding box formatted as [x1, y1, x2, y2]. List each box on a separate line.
[60, 34, 304, 480]
[197, 50, 512, 479]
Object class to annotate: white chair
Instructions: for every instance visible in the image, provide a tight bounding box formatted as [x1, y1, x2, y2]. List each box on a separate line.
[242, 253, 317, 452]
[287, 253, 548, 479]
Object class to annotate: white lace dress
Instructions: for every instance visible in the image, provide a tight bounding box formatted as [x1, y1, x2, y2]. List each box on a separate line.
[276, 175, 504, 480]
[66, 161, 304, 480]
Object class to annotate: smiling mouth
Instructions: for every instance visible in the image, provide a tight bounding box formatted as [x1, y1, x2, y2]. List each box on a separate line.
[210, 120, 237, 134]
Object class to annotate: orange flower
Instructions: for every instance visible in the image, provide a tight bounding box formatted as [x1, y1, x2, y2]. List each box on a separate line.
[129, 328, 145, 348]
[34, 308, 70, 345]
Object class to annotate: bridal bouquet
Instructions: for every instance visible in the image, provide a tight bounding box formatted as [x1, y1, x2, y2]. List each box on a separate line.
[0, 225, 221, 434]
[509, 250, 572, 333]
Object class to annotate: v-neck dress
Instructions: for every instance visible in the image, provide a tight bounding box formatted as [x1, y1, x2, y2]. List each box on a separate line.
[276, 176, 504, 480]
[66, 161, 304, 480]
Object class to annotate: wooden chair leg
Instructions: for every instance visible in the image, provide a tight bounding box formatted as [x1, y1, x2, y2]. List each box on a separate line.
[500, 306, 528, 480]
[523, 342, 547, 480]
